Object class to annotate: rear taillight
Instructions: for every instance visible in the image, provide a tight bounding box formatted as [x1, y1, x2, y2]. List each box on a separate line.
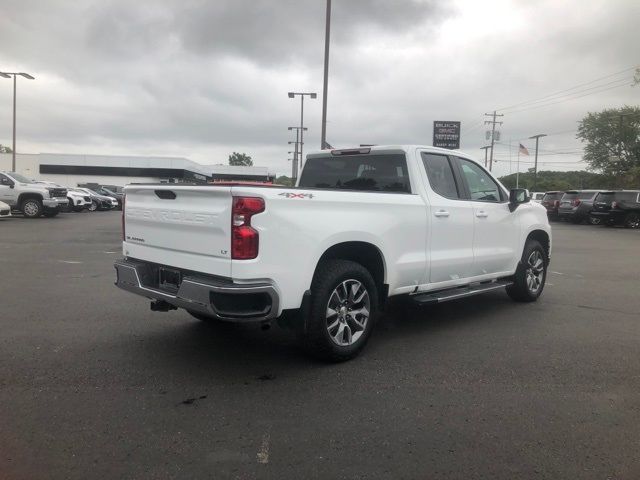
[573, 199, 581, 206]
[611, 201, 618, 209]
[121, 194, 126, 241]
[231, 196, 265, 260]
[554, 200, 560, 207]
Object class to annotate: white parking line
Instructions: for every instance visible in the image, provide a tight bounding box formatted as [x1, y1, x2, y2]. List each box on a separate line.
[59, 260, 83, 264]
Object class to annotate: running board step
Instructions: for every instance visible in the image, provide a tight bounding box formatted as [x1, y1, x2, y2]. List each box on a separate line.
[412, 280, 513, 305]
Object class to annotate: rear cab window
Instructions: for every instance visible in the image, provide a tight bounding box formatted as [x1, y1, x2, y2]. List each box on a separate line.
[298, 153, 410, 193]
[542, 192, 563, 202]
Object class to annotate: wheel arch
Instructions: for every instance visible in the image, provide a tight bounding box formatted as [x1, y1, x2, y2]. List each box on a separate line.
[18, 192, 44, 206]
[525, 229, 551, 262]
[312, 241, 388, 308]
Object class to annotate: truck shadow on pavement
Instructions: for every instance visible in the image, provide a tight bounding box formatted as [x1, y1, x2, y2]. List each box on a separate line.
[133, 291, 521, 377]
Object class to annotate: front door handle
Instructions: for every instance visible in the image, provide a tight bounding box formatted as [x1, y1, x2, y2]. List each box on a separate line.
[434, 210, 450, 218]
[476, 211, 489, 218]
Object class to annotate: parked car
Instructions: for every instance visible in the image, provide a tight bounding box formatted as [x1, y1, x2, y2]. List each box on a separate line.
[541, 191, 564, 220]
[0, 171, 67, 218]
[94, 186, 123, 210]
[75, 188, 118, 211]
[33, 181, 92, 212]
[0, 200, 11, 218]
[530, 192, 545, 203]
[589, 190, 640, 228]
[557, 190, 601, 224]
[115, 145, 551, 361]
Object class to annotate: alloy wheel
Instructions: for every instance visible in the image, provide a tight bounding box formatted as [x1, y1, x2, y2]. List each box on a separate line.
[525, 250, 544, 294]
[326, 279, 370, 347]
[625, 213, 640, 229]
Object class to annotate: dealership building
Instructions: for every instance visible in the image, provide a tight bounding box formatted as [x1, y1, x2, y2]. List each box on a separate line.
[0, 152, 275, 187]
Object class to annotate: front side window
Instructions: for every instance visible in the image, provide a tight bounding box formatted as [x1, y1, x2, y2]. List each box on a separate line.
[458, 159, 502, 202]
[421, 153, 459, 199]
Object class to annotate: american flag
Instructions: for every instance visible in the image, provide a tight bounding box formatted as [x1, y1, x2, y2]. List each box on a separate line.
[519, 143, 530, 156]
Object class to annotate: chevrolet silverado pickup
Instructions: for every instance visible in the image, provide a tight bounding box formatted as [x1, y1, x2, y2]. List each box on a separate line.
[0, 171, 68, 218]
[115, 146, 551, 361]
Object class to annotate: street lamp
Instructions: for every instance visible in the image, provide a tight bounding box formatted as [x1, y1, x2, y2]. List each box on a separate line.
[288, 92, 316, 168]
[0, 71, 35, 172]
[529, 134, 547, 190]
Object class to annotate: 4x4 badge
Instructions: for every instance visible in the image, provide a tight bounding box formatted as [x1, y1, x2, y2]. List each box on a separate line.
[278, 192, 314, 199]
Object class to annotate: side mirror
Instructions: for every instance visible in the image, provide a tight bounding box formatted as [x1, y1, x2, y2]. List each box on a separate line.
[509, 188, 528, 212]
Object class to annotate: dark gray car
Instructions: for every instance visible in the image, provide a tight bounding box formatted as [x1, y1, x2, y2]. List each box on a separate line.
[558, 190, 601, 224]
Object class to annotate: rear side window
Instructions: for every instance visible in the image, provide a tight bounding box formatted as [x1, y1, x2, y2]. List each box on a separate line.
[298, 154, 410, 193]
[421, 153, 459, 199]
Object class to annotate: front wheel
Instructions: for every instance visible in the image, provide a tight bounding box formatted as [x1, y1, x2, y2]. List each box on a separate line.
[624, 212, 640, 229]
[88, 200, 98, 212]
[21, 198, 43, 218]
[588, 216, 602, 225]
[506, 240, 547, 302]
[300, 260, 377, 362]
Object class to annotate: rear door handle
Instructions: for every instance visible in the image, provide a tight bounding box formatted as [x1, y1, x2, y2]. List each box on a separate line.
[434, 210, 450, 217]
[476, 211, 488, 218]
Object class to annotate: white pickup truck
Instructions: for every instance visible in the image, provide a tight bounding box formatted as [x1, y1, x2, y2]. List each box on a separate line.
[115, 146, 551, 361]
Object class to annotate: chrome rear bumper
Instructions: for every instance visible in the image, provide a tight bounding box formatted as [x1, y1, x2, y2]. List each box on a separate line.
[114, 258, 279, 322]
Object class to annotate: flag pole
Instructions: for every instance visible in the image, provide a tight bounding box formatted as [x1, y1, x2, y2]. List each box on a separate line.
[516, 146, 520, 188]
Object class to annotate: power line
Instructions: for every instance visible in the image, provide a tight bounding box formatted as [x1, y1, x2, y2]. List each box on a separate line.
[496, 66, 637, 112]
[502, 82, 631, 115]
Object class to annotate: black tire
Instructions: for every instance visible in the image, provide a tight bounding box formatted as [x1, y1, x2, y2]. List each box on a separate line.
[624, 212, 640, 229]
[21, 198, 43, 218]
[42, 210, 59, 218]
[506, 239, 547, 303]
[300, 259, 378, 362]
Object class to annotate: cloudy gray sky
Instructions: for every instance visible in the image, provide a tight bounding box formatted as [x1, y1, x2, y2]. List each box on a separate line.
[0, 0, 638, 177]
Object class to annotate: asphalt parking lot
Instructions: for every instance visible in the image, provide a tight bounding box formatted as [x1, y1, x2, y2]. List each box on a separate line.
[1, 211, 639, 479]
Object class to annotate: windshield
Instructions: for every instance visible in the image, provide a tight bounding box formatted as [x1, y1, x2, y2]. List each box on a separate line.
[8, 172, 35, 184]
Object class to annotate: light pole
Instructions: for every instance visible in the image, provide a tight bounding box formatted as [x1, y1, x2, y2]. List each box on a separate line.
[529, 134, 547, 190]
[320, 0, 332, 150]
[0, 71, 35, 172]
[288, 92, 316, 169]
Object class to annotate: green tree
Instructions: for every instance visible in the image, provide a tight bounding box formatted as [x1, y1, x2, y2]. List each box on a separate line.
[0, 144, 13, 153]
[275, 175, 294, 186]
[498, 170, 616, 191]
[228, 152, 253, 167]
[576, 106, 640, 177]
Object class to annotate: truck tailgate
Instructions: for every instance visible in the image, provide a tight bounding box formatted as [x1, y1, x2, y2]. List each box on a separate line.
[123, 185, 233, 277]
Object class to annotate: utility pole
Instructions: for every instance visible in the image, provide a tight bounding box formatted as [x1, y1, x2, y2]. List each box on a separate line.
[320, 0, 331, 149]
[288, 92, 316, 169]
[288, 126, 307, 180]
[480, 146, 490, 168]
[529, 134, 547, 190]
[484, 110, 503, 171]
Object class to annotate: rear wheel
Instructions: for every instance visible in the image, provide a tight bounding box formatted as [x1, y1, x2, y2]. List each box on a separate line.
[88, 200, 98, 212]
[506, 240, 547, 302]
[21, 198, 43, 218]
[624, 212, 640, 229]
[300, 260, 377, 362]
[588, 216, 602, 225]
